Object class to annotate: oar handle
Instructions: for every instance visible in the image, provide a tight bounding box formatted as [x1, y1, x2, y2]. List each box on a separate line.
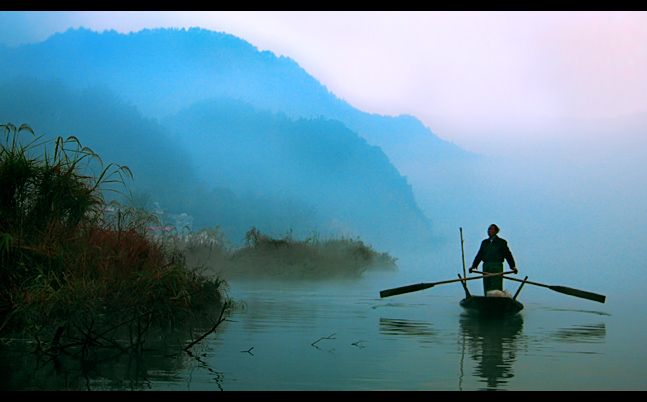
[471, 270, 546, 288]
[470, 269, 517, 276]
[433, 270, 515, 286]
[379, 271, 515, 298]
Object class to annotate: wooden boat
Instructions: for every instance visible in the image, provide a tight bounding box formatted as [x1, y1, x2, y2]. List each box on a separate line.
[457, 271, 526, 317]
[459, 295, 524, 316]
[379, 270, 606, 312]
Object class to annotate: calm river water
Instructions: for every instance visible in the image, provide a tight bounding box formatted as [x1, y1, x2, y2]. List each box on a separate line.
[2, 260, 645, 391]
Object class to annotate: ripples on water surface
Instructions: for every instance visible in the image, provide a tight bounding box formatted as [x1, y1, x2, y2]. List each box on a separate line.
[2, 271, 645, 390]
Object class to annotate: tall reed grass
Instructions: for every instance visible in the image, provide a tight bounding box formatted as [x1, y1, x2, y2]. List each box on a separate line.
[0, 123, 226, 336]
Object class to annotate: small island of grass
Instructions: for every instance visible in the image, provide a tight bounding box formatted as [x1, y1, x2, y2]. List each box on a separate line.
[174, 226, 397, 282]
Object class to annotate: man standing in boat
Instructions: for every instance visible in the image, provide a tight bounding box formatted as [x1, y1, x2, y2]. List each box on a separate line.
[469, 224, 518, 295]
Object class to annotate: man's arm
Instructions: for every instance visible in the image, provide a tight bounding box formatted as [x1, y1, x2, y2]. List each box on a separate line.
[469, 241, 484, 272]
[503, 241, 517, 273]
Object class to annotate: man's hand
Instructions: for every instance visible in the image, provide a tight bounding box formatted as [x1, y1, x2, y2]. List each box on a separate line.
[512, 267, 518, 274]
[468, 266, 475, 273]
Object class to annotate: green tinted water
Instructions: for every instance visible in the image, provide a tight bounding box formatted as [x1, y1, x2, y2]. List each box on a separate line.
[2, 269, 642, 390]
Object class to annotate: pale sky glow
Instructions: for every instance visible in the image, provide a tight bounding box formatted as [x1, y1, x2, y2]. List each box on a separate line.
[2, 11, 647, 151]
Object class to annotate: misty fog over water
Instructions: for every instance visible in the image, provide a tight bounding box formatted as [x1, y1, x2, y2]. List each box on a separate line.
[0, 26, 643, 299]
[0, 21, 646, 390]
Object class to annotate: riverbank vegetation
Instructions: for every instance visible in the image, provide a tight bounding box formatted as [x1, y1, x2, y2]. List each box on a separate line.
[0, 123, 227, 339]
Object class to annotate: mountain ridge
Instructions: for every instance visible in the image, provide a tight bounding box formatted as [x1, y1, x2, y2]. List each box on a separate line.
[0, 27, 472, 161]
[0, 26, 477, 252]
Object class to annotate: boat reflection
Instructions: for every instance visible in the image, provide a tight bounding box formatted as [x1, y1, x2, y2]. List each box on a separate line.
[458, 313, 524, 390]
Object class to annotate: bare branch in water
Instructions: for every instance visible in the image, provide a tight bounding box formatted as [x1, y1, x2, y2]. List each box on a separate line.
[311, 333, 337, 347]
[183, 302, 228, 352]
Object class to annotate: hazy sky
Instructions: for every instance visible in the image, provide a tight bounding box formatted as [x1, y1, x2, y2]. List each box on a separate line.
[2, 11, 646, 151]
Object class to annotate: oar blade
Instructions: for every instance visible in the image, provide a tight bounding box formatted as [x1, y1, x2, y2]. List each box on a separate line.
[550, 285, 606, 304]
[379, 283, 435, 298]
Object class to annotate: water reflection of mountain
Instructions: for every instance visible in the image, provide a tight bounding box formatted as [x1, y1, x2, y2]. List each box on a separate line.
[458, 314, 524, 391]
[551, 323, 607, 345]
[379, 318, 438, 341]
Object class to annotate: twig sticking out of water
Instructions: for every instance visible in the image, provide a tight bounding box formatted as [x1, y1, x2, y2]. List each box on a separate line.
[241, 347, 254, 355]
[183, 302, 228, 352]
[311, 333, 336, 348]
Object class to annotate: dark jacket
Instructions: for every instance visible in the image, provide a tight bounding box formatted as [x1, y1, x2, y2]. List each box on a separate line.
[472, 235, 516, 269]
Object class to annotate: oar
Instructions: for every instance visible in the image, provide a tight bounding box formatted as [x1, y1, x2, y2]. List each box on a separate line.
[379, 271, 515, 298]
[471, 270, 606, 303]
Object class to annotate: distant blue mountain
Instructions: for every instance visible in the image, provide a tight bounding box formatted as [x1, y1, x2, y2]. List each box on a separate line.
[161, 97, 432, 246]
[0, 27, 471, 167]
[0, 27, 475, 251]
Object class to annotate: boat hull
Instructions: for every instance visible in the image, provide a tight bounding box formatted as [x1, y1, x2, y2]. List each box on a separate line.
[459, 295, 524, 316]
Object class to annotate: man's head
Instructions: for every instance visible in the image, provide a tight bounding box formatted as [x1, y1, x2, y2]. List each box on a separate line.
[488, 224, 500, 237]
